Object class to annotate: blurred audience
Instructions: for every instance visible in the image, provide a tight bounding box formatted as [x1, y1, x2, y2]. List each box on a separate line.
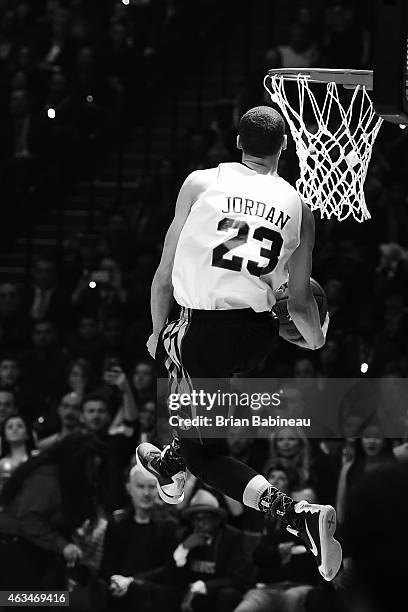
[0, 432, 107, 590]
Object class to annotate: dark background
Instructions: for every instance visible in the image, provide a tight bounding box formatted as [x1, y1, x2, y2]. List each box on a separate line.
[0, 0, 407, 609]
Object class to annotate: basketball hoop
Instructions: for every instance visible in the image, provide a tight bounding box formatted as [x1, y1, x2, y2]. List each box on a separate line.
[264, 69, 383, 222]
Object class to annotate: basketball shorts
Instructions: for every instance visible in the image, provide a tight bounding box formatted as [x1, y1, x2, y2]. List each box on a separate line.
[155, 306, 277, 444]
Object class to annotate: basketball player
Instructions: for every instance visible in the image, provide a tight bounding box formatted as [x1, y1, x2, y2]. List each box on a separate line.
[136, 106, 341, 581]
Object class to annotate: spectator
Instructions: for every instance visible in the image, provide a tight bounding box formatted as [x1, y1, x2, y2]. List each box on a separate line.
[0, 432, 107, 589]
[226, 425, 269, 474]
[336, 422, 396, 524]
[342, 304, 380, 376]
[19, 319, 68, 417]
[319, 339, 344, 377]
[0, 10, 19, 70]
[370, 294, 408, 375]
[101, 316, 131, 368]
[0, 357, 34, 440]
[67, 316, 104, 369]
[37, 7, 75, 75]
[0, 355, 20, 393]
[101, 211, 136, 271]
[323, 278, 352, 338]
[0, 390, 17, 429]
[0, 283, 30, 352]
[268, 427, 312, 489]
[136, 399, 159, 445]
[65, 232, 106, 294]
[80, 393, 113, 435]
[293, 356, 318, 379]
[36, 392, 82, 451]
[102, 359, 138, 428]
[340, 463, 408, 612]
[264, 22, 320, 70]
[0, 413, 36, 493]
[170, 489, 248, 612]
[80, 393, 138, 509]
[41, 71, 76, 186]
[130, 358, 156, 409]
[321, 0, 371, 69]
[72, 260, 130, 328]
[263, 458, 298, 495]
[99, 464, 178, 612]
[23, 256, 73, 330]
[64, 357, 96, 400]
[0, 87, 52, 230]
[12, 44, 46, 105]
[104, 21, 136, 107]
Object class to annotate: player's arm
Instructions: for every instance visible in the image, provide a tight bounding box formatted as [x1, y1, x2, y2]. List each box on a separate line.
[147, 171, 208, 357]
[286, 202, 325, 350]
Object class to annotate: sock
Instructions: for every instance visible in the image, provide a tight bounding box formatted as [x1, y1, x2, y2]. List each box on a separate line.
[242, 475, 270, 510]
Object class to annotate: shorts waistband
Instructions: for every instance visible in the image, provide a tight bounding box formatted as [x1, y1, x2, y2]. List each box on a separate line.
[179, 306, 271, 321]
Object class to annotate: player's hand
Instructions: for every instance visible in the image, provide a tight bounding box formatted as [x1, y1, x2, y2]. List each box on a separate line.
[63, 543, 83, 567]
[278, 331, 310, 350]
[146, 333, 159, 358]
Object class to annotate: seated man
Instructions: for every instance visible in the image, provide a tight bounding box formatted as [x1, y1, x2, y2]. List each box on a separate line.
[169, 489, 250, 612]
[99, 465, 179, 612]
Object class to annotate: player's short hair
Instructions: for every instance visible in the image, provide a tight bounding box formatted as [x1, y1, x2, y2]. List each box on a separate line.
[239, 106, 285, 156]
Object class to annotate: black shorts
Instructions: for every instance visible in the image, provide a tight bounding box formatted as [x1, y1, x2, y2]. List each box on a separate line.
[156, 306, 276, 378]
[155, 306, 277, 442]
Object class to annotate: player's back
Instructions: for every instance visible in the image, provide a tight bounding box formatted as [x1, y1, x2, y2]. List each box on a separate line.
[172, 162, 302, 311]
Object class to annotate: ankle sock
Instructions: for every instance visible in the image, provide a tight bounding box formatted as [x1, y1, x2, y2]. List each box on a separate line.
[242, 475, 271, 510]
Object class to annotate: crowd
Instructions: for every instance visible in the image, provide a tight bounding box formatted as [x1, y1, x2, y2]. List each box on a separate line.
[0, 0, 407, 611]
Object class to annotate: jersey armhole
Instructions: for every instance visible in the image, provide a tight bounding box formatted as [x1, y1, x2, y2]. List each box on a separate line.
[190, 165, 222, 210]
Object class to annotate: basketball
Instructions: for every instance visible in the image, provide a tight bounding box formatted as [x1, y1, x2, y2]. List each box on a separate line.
[272, 278, 328, 342]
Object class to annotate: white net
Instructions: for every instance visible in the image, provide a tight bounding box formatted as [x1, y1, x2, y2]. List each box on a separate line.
[264, 72, 384, 222]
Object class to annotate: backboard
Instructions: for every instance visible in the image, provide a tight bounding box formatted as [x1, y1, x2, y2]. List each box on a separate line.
[373, 0, 408, 124]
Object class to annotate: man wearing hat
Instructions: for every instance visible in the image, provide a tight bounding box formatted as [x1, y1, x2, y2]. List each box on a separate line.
[170, 489, 249, 612]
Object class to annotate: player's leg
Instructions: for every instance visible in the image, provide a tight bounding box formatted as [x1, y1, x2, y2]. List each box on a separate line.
[136, 309, 342, 580]
[179, 436, 342, 581]
[137, 433, 342, 581]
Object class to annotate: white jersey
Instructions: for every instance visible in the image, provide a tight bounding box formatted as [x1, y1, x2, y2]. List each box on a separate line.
[172, 162, 302, 311]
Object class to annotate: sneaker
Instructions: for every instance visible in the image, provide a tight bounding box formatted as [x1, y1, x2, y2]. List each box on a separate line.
[135, 440, 186, 505]
[288, 500, 342, 582]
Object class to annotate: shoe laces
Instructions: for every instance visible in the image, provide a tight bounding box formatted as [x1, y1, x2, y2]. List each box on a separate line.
[263, 488, 296, 526]
[161, 438, 185, 476]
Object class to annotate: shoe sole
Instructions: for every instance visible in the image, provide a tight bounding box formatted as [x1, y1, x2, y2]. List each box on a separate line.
[135, 445, 185, 505]
[318, 505, 342, 581]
